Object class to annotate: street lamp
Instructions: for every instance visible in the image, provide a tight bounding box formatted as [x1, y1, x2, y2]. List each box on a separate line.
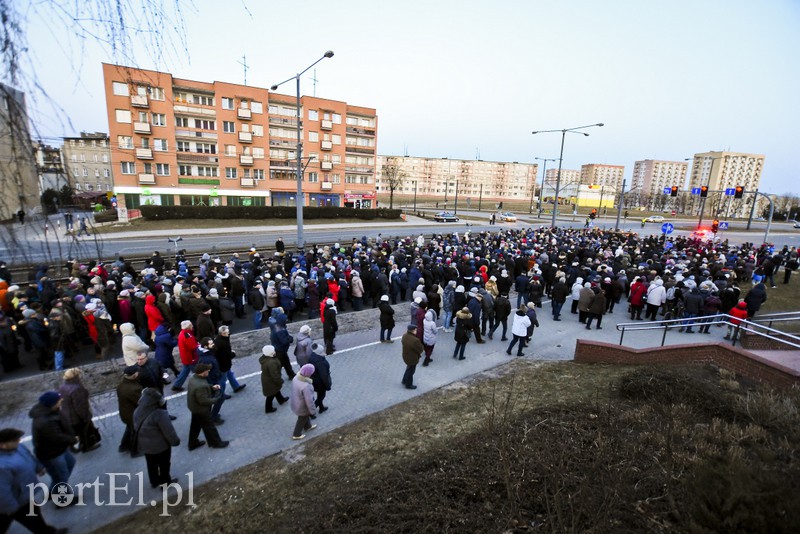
[695, 154, 723, 228]
[532, 123, 604, 227]
[270, 50, 334, 252]
[534, 157, 559, 218]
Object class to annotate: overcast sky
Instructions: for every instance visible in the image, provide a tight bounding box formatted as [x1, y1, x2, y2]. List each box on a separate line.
[20, 0, 800, 194]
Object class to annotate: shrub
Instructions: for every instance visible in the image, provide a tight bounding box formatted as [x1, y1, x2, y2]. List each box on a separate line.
[94, 209, 119, 223]
[139, 205, 402, 221]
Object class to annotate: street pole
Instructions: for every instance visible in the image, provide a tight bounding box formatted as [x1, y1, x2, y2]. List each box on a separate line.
[413, 180, 417, 213]
[529, 180, 535, 214]
[615, 179, 626, 230]
[535, 157, 557, 218]
[697, 156, 720, 228]
[453, 179, 459, 215]
[746, 188, 759, 230]
[270, 50, 334, 252]
[598, 185, 605, 216]
[478, 183, 483, 211]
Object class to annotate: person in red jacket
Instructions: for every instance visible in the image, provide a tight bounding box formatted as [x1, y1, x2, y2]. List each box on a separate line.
[725, 300, 749, 341]
[628, 277, 647, 320]
[144, 294, 164, 341]
[171, 320, 198, 392]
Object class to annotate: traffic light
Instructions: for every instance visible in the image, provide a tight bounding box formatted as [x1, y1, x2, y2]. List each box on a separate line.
[700, 185, 709, 198]
[670, 186, 678, 197]
[712, 219, 719, 234]
[734, 185, 744, 199]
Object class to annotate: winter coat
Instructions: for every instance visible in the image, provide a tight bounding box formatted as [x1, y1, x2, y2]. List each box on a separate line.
[351, 275, 365, 298]
[259, 354, 283, 396]
[494, 295, 512, 321]
[144, 295, 164, 333]
[154, 324, 177, 369]
[379, 301, 395, 329]
[578, 287, 594, 312]
[401, 331, 424, 366]
[24, 317, 49, 349]
[511, 309, 532, 337]
[744, 283, 767, 314]
[646, 280, 667, 306]
[683, 290, 704, 315]
[467, 296, 482, 325]
[290, 374, 317, 417]
[121, 323, 150, 366]
[551, 281, 569, 304]
[323, 304, 338, 337]
[0, 443, 41, 515]
[454, 309, 473, 344]
[218, 295, 236, 323]
[116, 376, 143, 426]
[629, 281, 647, 307]
[588, 291, 607, 315]
[186, 373, 220, 414]
[729, 303, 749, 324]
[156, 293, 174, 327]
[442, 284, 456, 312]
[28, 403, 76, 462]
[249, 286, 266, 311]
[178, 328, 199, 366]
[58, 379, 92, 426]
[133, 388, 179, 455]
[270, 325, 294, 355]
[279, 286, 296, 311]
[309, 352, 332, 392]
[570, 278, 585, 301]
[423, 310, 438, 346]
[293, 330, 313, 366]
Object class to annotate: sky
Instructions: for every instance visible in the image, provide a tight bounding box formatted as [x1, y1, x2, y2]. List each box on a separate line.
[17, 0, 800, 194]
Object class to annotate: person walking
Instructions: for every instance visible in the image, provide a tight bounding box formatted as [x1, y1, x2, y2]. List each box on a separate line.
[58, 368, 101, 453]
[76, 215, 90, 237]
[466, 289, 485, 343]
[214, 325, 245, 393]
[551, 277, 569, 321]
[171, 320, 198, 392]
[577, 282, 594, 324]
[422, 309, 438, 366]
[401, 324, 424, 388]
[308, 346, 332, 412]
[153, 322, 179, 379]
[116, 365, 143, 455]
[378, 295, 395, 342]
[133, 387, 180, 488]
[290, 364, 318, 440]
[629, 277, 647, 320]
[28, 392, 77, 488]
[259, 345, 288, 413]
[293, 324, 313, 367]
[186, 363, 229, 450]
[197, 338, 225, 424]
[269, 308, 295, 379]
[489, 293, 511, 340]
[322, 298, 338, 355]
[121, 322, 150, 367]
[585, 287, 607, 330]
[0, 427, 68, 534]
[453, 307, 472, 361]
[507, 305, 531, 356]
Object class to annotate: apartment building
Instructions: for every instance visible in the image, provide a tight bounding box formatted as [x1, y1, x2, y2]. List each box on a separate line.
[0, 83, 39, 221]
[33, 143, 69, 193]
[580, 164, 625, 192]
[687, 151, 765, 218]
[631, 159, 688, 198]
[61, 132, 114, 193]
[376, 156, 537, 204]
[102, 64, 377, 216]
[544, 168, 581, 187]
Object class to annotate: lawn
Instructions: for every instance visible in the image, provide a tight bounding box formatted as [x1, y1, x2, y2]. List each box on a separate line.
[92, 216, 398, 234]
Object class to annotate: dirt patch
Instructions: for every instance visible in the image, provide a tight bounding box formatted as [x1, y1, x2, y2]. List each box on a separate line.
[97, 361, 800, 533]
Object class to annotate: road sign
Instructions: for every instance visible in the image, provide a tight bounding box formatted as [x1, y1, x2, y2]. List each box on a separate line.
[691, 187, 701, 195]
[718, 222, 729, 230]
[724, 188, 736, 196]
[661, 222, 674, 234]
[663, 187, 672, 195]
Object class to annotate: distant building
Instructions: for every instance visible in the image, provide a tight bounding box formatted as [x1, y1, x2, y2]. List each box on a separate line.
[580, 164, 625, 193]
[688, 151, 765, 217]
[33, 143, 68, 195]
[631, 159, 689, 200]
[0, 83, 39, 220]
[376, 155, 538, 206]
[545, 168, 581, 187]
[61, 132, 114, 193]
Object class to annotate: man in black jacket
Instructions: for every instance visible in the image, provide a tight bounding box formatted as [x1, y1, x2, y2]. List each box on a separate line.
[28, 391, 77, 487]
[214, 326, 245, 393]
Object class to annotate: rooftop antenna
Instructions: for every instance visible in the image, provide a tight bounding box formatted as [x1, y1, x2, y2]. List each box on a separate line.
[475, 147, 481, 160]
[309, 68, 319, 97]
[403, 144, 409, 157]
[237, 54, 250, 85]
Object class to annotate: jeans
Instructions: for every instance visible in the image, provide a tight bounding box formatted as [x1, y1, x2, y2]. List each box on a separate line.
[442, 310, 453, 329]
[490, 319, 508, 339]
[453, 342, 466, 360]
[54, 350, 65, 370]
[507, 335, 526, 355]
[173, 363, 195, 389]
[380, 327, 393, 342]
[402, 364, 417, 386]
[516, 293, 526, 308]
[253, 310, 263, 329]
[681, 313, 698, 332]
[225, 370, 241, 390]
[211, 379, 226, 420]
[42, 450, 76, 486]
[552, 301, 564, 319]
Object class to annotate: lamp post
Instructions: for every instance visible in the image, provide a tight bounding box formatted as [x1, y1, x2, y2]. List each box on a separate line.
[534, 157, 558, 218]
[270, 50, 334, 252]
[532, 123, 604, 227]
[696, 154, 723, 228]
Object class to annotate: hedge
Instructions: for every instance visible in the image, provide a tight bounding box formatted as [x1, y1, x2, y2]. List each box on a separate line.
[139, 205, 402, 221]
[94, 209, 119, 223]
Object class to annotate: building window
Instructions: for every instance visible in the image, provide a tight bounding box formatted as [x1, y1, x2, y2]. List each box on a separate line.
[268, 104, 278, 114]
[251, 101, 263, 114]
[196, 142, 216, 154]
[143, 163, 153, 174]
[252, 147, 264, 158]
[177, 141, 190, 152]
[221, 97, 234, 110]
[94, 169, 100, 177]
[252, 125, 263, 136]
[196, 95, 213, 106]
[308, 110, 318, 121]
[112, 82, 129, 96]
[175, 91, 188, 103]
[115, 109, 132, 123]
[331, 174, 341, 184]
[118, 136, 133, 149]
[225, 145, 236, 156]
[195, 119, 215, 130]
[156, 163, 170, 176]
[308, 172, 318, 183]
[151, 87, 165, 100]
[197, 166, 218, 177]
[120, 162, 135, 174]
[141, 138, 150, 149]
[154, 139, 168, 151]
[160, 194, 175, 206]
[152, 113, 166, 126]
[223, 121, 235, 133]
[332, 134, 341, 145]
[179, 165, 192, 176]
[253, 169, 264, 180]
[175, 116, 189, 128]
[72, 166, 79, 176]
[103, 169, 110, 178]
[308, 131, 319, 142]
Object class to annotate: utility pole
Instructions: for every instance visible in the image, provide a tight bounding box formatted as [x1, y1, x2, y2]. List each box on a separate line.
[615, 179, 626, 230]
[746, 188, 759, 230]
[309, 68, 319, 97]
[478, 183, 483, 211]
[237, 54, 249, 85]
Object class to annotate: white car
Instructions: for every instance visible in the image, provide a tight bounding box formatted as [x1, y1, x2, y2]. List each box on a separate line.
[643, 215, 665, 223]
[498, 212, 517, 222]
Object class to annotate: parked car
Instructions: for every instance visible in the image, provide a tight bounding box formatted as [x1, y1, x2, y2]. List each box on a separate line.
[433, 211, 459, 222]
[498, 212, 517, 222]
[794, 222, 800, 229]
[643, 215, 665, 223]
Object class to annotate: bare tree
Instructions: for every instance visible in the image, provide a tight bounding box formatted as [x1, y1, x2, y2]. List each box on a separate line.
[380, 157, 407, 209]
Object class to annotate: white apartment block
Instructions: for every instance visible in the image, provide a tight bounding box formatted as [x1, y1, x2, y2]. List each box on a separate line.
[580, 164, 625, 192]
[545, 168, 581, 186]
[376, 156, 538, 201]
[61, 132, 115, 193]
[632, 159, 689, 198]
[688, 151, 765, 218]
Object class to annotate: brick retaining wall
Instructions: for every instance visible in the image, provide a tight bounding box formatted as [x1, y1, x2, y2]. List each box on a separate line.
[574, 339, 800, 389]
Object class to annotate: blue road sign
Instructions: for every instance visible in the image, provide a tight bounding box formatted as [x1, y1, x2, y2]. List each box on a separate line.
[663, 187, 672, 195]
[661, 222, 674, 234]
[718, 222, 729, 230]
[724, 188, 736, 196]
[691, 187, 701, 195]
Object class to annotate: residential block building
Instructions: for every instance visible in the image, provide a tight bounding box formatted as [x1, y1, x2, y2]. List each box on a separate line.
[544, 168, 581, 186]
[102, 64, 377, 216]
[33, 143, 68, 194]
[61, 132, 114, 193]
[0, 83, 39, 221]
[580, 164, 625, 192]
[376, 156, 537, 205]
[688, 151, 765, 218]
[631, 159, 689, 198]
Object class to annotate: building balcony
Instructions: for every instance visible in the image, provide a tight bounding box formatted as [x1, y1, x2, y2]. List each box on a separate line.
[321, 140, 332, 151]
[346, 126, 375, 136]
[240, 177, 255, 187]
[136, 148, 153, 159]
[237, 108, 252, 120]
[321, 119, 333, 130]
[345, 165, 373, 174]
[345, 145, 375, 155]
[131, 95, 149, 108]
[321, 181, 333, 190]
[270, 159, 295, 169]
[177, 153, 219, 164]
[320, 161, 333, 171]
[269, 139, 294, 148]
[268, 116, 298, 127]
[138, 173, 156, 184]
[238, 131, 253, 143]
[133, 122, 151, 134]
[175, 129, 218, 140]
[173, 104, 216, 117]
[240, 155, 254, 166]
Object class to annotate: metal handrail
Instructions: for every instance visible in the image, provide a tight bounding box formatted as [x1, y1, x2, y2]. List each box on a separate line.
[616, 313, 800, 350]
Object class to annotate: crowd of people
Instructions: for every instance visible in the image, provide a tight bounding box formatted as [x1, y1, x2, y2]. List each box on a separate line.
[1, 227, 797, 532]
